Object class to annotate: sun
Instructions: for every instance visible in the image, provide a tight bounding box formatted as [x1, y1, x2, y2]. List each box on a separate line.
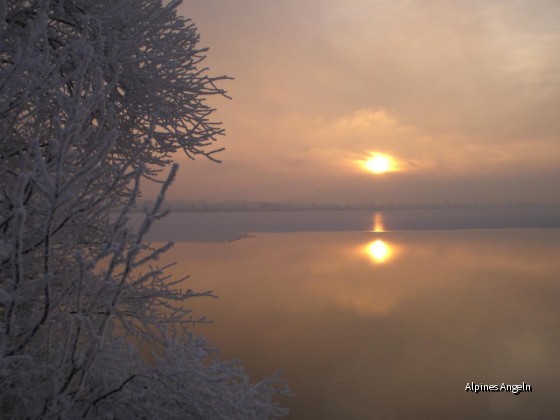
[360, 153, 397, 174]
[365, 155, 391, 174]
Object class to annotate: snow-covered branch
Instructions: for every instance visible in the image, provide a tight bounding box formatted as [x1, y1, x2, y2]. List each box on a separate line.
[0, 0, 288, 418]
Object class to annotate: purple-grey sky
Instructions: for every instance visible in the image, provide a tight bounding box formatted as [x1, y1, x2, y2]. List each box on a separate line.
[158, 0, 560, 205]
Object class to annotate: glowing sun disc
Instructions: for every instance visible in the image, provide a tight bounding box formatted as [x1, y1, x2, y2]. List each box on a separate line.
[365, 155, 393, 174]
[361, 153, 396, 174]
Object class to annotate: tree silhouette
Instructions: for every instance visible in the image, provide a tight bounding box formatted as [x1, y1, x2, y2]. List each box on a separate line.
[0, 0, 289, 417]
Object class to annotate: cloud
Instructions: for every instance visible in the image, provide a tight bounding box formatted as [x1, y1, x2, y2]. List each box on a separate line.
[174, 0, 560, 204]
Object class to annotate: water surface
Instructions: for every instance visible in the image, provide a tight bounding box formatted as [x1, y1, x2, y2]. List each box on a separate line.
[160, 229, 560, 419]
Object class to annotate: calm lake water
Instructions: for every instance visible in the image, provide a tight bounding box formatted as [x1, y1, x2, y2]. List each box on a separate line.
[153, 210, 560, 419]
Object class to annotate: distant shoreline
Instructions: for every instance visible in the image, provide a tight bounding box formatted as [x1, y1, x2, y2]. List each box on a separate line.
[127, 201, 560, 214]
[126, 205, 560, 242]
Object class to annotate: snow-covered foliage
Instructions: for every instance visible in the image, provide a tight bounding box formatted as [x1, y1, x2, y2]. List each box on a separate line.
[0, 0, 289, 418]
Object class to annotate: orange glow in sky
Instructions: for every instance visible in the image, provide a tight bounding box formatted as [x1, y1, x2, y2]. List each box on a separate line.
[170, 2, 560, 206]
[359, 153, 399, 175]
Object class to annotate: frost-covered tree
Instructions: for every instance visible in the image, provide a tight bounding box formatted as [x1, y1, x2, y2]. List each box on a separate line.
[0, 0, 289, 418]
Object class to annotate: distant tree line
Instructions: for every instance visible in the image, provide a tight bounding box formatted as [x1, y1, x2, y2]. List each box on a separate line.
[133, 199, 560, 213]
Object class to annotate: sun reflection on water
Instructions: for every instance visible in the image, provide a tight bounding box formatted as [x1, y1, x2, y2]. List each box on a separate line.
[364, 239, 393, 264]
[372, 213, 385, 232]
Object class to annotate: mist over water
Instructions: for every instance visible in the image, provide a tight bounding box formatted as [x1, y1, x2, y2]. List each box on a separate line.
[150, 209, 560, 418]
[137, 205, 560, 242]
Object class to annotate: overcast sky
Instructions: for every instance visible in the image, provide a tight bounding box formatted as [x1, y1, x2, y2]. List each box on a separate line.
[162, 0, 560, 205]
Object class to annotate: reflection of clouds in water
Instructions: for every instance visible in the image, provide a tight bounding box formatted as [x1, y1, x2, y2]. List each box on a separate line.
[160, 230, 560, 418]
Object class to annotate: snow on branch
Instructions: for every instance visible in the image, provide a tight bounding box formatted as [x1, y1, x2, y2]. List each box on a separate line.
[0, 0, 289, 418]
